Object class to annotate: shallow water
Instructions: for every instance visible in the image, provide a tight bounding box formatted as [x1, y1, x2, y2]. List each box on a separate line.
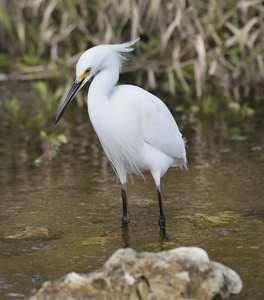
[0, 97, 264, 299]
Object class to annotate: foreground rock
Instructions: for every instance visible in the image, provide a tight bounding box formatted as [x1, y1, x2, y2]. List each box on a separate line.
[27, 247, 242, 300]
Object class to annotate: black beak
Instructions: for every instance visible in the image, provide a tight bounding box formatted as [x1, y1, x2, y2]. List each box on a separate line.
[54, 79, 84, 124]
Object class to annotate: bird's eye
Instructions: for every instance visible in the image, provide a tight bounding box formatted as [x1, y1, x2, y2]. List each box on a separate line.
[86, 68, 91, 74]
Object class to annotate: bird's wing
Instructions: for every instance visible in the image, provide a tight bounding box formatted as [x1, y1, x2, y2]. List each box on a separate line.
[109, 85, 186, 161]
[139, 92, 186, 160]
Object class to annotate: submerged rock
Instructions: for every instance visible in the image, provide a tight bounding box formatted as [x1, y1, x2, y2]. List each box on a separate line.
[27, 247, 242, 300]
[5, 227, 49, 240]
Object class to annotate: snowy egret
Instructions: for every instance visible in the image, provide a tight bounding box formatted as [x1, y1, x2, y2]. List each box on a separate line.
[55, 38, 187, 233]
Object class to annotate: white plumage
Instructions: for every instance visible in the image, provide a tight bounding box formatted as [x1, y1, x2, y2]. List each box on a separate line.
[55, 38, 187, 233]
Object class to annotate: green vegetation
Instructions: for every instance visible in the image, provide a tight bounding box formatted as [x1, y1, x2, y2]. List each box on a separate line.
[4, 97, 21, 123]
[0, 0, 264, 121]
[33, 131, 68, 166]
[31, 80, 64, 124]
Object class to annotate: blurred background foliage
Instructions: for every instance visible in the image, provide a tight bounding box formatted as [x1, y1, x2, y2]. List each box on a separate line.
[0, 0, 264, 126]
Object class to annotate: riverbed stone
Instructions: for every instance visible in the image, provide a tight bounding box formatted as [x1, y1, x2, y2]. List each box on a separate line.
[27, 247, 242, 300]
[5, 227, 49, 240]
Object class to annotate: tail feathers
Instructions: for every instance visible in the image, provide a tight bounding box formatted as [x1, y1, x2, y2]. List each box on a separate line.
[173, 157, 188, 170]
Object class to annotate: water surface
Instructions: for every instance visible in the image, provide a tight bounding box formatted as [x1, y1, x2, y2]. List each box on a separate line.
[0, 90, 264, 299]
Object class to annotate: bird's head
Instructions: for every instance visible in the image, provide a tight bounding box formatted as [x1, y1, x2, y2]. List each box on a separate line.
[54, 38, 139, 124]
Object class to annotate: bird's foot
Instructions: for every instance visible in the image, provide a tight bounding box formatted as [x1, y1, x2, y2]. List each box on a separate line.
[159, 217, 166, 229]
[159, 217, 166, 236]
[121, 215, 129, 228]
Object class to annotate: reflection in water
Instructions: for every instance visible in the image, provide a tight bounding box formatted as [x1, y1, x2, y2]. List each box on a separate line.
[0, 115, 264, 299]
[121, 226, 130, 247]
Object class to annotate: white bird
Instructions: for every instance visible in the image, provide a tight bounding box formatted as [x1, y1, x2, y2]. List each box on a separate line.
[55, 38, 187, 234]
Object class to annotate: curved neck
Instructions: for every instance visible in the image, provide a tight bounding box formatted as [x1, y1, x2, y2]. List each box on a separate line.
[88, 66, 119, 101]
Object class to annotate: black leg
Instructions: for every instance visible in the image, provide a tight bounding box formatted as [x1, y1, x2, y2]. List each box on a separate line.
[157, 185, 166, 234]
[121, 183, 129, 227]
